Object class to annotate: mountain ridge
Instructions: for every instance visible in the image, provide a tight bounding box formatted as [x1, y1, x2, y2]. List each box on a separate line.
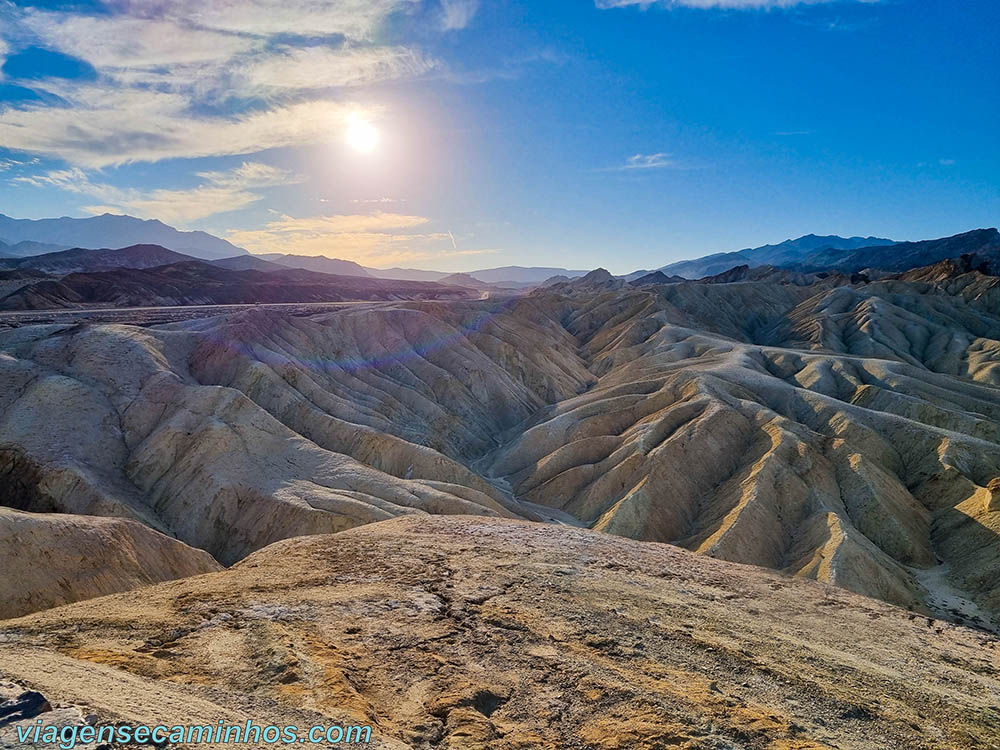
[789, 228, 1000, 273]
[0, 261, 479, 310]
[0, 213, 246, 260]
[657, 233, 896, 279]
[257, 252, 372, 277]
[0, 243, 198, 275]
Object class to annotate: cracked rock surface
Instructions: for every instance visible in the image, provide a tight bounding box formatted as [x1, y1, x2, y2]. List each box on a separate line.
[1, 516, 998, 749]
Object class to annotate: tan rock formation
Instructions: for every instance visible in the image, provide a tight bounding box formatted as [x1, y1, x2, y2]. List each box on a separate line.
[2, 272, 1000, 625]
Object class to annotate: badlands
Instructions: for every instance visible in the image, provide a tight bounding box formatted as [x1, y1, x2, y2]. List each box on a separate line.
[2, 264, 1000, 747]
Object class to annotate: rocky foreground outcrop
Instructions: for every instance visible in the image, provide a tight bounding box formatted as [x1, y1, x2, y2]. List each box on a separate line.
[1, 517, 998, 749]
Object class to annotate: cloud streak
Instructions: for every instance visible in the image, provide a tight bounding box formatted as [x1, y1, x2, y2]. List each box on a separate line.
[440, 0, 480, 30]
[596, 0, 873, 8]
[226, 212, 490, 265]
[0, 0, 432, 167]
[0, 86, 367, 167]
[14, 162, 302, 224]
[601, 152, 678, 171]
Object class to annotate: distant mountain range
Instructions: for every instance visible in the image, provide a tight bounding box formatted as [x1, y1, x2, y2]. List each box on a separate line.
[788, 228, 1000, 274]
[0, 255, 478, 311]
[460, 266, 591, 284]
[0, 238, 68, 257]
[0, 213, 595, 283]
[0, 244, 197, 275]
[0, 243, 579, 291]
[2, 213, 997, 289]
[365, 267, 449, 281]
[365, 265, 591, 284]
[257, 253, 372, 277]
[657, 234, 896, 279]
[0, 213, 245, 260]
[210, 255, 289, 272]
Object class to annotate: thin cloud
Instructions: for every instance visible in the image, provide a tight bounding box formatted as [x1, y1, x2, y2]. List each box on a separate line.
[0, 0, 434, 167]
[596, 0, 874, 8]
[240, 46, 438, 95]
[99, 0, 414, 40]
[440, 0, 480, 30]
[0, 87, 365, 167]
[226, 212, 485, 266]
[14, 162, 302, 224]
[599, 152, 678, 171]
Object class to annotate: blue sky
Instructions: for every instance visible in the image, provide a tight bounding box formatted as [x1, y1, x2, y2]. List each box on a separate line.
[0, 0, 997, 272]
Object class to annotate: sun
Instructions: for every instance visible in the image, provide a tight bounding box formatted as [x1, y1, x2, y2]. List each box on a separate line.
[346, 118, 379, 154]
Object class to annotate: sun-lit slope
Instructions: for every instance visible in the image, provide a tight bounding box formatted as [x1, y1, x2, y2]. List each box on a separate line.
[2, 517, 997, 750]
[485, 279, 1000, 623]
[765, 274, 1000, 383]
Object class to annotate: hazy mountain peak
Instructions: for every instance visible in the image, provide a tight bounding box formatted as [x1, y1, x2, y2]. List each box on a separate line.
[257, 253, 372, 277]
[0, 213, 245, 260]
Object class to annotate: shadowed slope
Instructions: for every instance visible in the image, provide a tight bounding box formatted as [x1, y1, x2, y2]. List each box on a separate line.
[0, 507, 221, 619]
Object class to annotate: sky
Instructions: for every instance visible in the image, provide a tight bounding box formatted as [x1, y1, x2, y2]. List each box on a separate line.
[0, 0, 997, 273]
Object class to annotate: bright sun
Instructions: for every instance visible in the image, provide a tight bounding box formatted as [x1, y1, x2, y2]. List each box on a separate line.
[346, 119, 379, 154]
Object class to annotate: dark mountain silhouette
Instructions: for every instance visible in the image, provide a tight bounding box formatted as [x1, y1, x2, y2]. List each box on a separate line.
[791, 228, 1000, 273]
[0, 261, 478, 310]
[437, 273, 498, 290]
[659, 234, 895, 279]
[257, 253, 372, 277]
[697, 264, 847, 287]
[462, 265, 589, 284]
[0, 213, 245, 259]
[0, 238, 67, 257]
[628, 270, 686, 286]
[210, 254, 288, 272]
[0, 244, 199, 275]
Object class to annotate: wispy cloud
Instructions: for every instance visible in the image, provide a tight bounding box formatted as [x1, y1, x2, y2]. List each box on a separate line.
[350, 197, 409, 205]
[226, 212, 493, 265]
[440, 0, 480, 30]
[98, 0, 414, 40]
[0, 0, 434, 167]
[240, 46, 437, 95]
[615, 153, 677, 170]
[14, 162, 302, 224]
[596, 0, 874, 8]
[0, 86, 365, 167]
